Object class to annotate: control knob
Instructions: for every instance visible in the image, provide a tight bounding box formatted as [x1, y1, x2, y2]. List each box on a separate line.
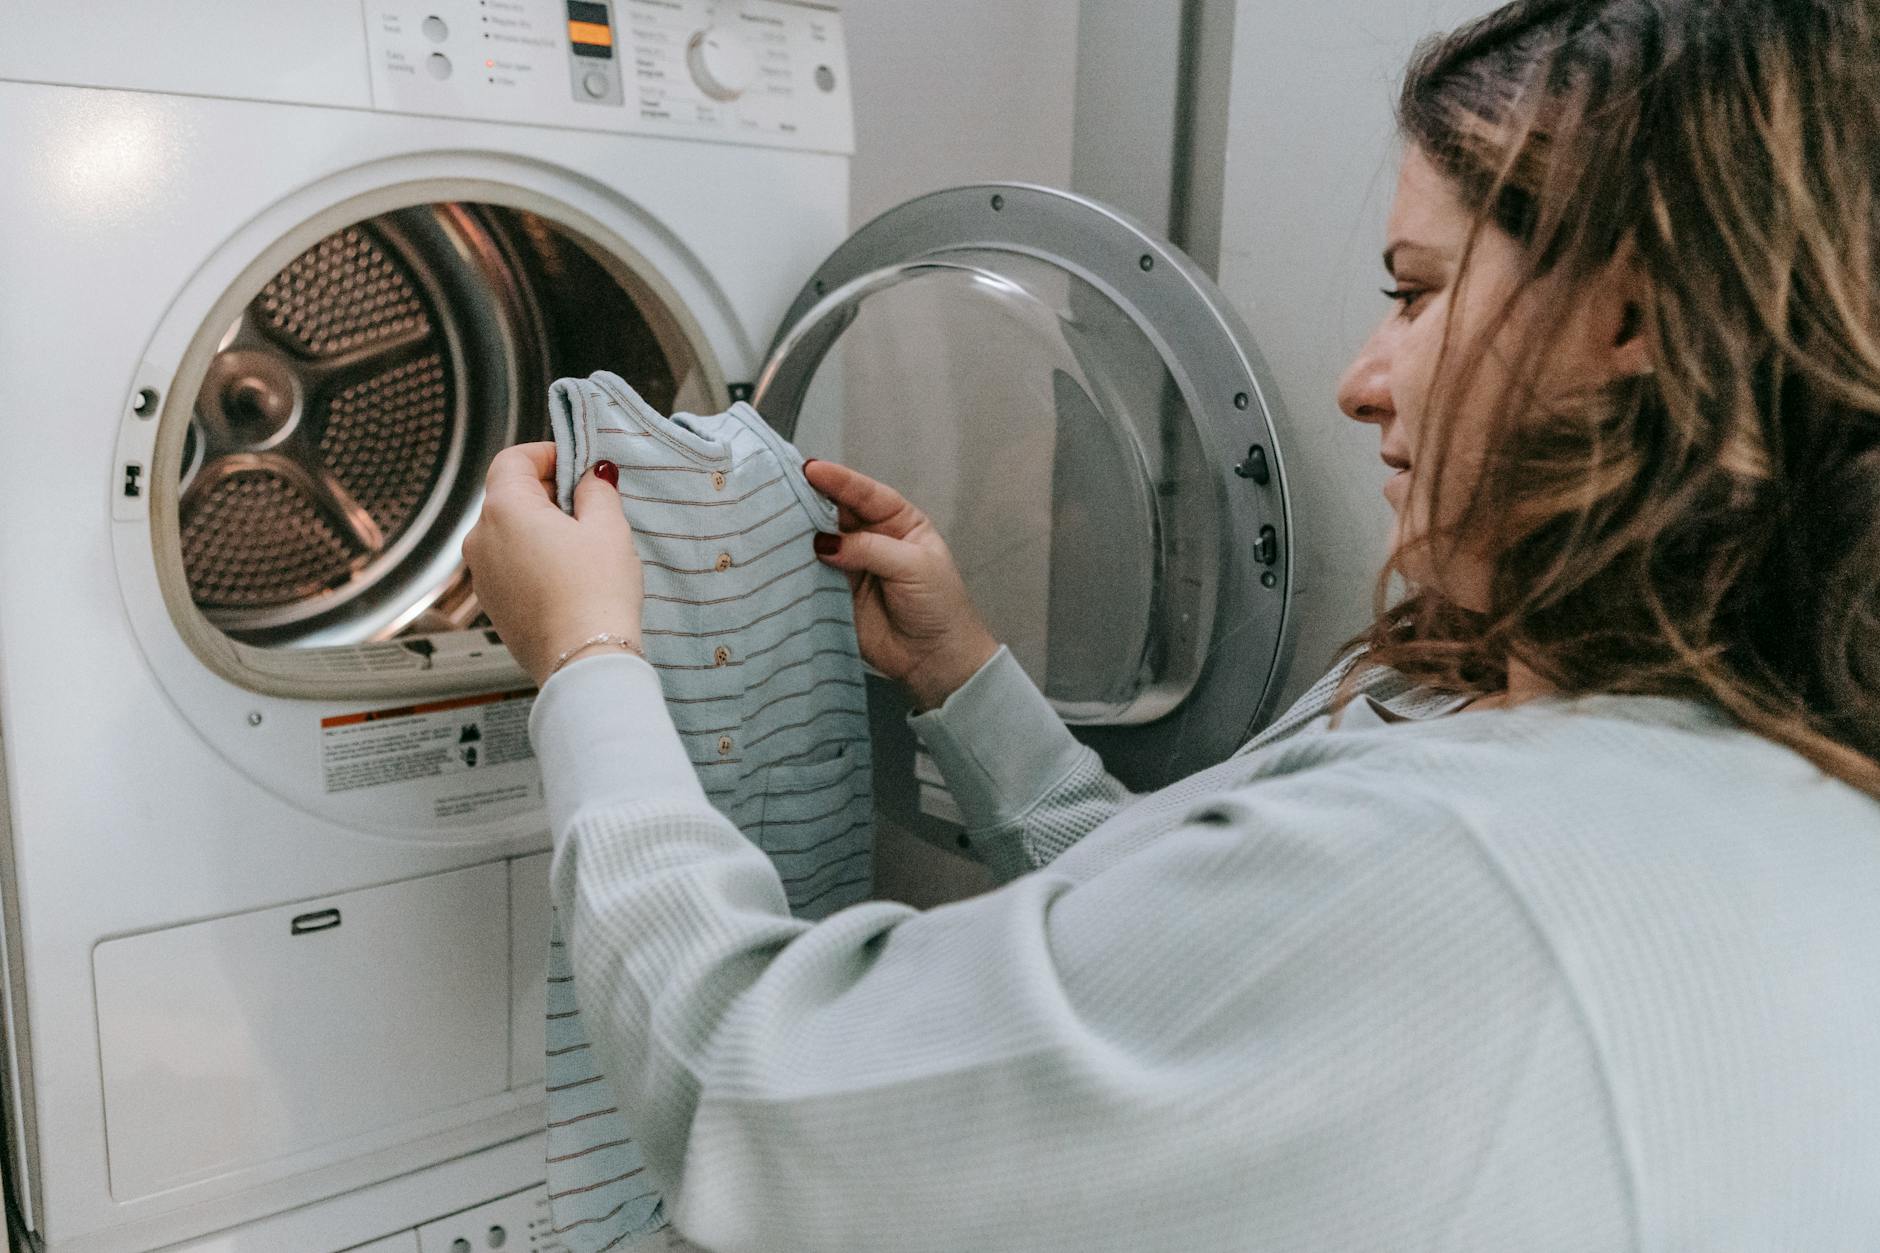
[686, 27, 758, 101]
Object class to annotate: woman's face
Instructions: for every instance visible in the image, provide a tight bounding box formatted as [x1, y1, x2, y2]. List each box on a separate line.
[1336, 148, 1523, 608]
[1338, 142, 1646, 609]
[1337, 146, 1641, 610]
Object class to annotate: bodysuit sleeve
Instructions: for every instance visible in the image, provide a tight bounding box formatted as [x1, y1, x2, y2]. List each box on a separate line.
[905, 646, 1137, 882]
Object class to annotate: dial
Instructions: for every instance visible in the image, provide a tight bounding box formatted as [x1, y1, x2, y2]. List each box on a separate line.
[686, 27, 758, 101]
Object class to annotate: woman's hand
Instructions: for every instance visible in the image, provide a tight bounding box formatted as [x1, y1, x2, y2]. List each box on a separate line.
[462, 442, 644, 688]
[805, 459, 998, 712]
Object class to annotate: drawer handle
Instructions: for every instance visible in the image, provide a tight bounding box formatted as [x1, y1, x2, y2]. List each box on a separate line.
[290, 908, 342, 936]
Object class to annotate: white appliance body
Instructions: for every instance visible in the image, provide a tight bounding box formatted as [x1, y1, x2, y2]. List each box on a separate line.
[0, 2, 1377, 1250]
[0, 3, 854, 1250]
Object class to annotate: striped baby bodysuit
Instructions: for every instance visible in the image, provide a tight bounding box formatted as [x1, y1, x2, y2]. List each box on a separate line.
[541, 372, 874, 1251]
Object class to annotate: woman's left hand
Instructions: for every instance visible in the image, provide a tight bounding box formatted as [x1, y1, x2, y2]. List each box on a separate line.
[462, 442, 644, 687]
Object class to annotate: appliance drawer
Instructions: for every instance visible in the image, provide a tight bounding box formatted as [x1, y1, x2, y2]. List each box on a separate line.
[93, 862, 510, 1199]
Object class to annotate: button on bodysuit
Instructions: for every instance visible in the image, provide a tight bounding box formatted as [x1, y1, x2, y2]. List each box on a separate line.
[541, 373, 874, 1250]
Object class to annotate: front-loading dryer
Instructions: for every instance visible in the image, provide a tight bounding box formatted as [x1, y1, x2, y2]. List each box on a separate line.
[0, 4, 1302, 1250]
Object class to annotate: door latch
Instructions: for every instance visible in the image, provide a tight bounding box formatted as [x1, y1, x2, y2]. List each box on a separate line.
[1254, 525, 1279, 565]
[1232, 445, 1270, 485]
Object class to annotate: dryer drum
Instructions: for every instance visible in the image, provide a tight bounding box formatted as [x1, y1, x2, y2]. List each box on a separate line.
[174, 202, 695, 649]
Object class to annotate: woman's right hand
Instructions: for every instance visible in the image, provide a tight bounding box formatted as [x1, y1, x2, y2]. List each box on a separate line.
[805, 459, 999, 713]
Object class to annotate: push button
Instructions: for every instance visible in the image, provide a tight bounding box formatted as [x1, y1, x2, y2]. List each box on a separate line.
[714, 552, 733, 572]
[713, 645, 731, 667]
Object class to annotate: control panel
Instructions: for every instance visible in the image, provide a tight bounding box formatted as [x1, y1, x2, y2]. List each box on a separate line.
[363, 0, 853, 154]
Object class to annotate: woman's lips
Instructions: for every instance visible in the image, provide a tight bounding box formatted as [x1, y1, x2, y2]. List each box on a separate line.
[1383, 467, 1410, 505]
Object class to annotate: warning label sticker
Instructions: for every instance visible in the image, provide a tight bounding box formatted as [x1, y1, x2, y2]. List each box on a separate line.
[321, 689, 537, 795]
[433, 782, 537, 821]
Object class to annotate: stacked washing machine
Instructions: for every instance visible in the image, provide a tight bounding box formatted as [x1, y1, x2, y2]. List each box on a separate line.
[0, 2, 1305, 1250]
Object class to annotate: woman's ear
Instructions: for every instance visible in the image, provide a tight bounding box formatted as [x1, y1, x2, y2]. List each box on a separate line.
[1599, 250, 1654, 378]
[1612, 298, 1653, 377]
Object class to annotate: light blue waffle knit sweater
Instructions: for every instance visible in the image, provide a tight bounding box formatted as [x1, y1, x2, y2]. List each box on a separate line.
[540, 374, 871, 1250]
[532, 625, 1880, 1249]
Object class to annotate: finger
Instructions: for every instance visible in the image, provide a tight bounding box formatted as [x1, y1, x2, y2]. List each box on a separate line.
[813, 528, 924, 582]
[804, 460, 921, 537]
[572, 463, 632, 532]
[486, 442, 558, 498]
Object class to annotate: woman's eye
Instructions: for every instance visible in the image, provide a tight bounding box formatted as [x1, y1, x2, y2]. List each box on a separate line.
[1381, 286, 1430, 317]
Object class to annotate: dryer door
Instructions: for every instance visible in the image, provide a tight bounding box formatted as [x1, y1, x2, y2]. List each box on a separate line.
[754, 184, 1295, 793]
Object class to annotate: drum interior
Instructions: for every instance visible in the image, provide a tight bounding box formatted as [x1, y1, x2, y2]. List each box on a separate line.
[176, 203, 704, 649]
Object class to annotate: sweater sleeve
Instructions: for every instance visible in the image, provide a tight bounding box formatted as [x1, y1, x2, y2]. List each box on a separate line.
[531, 662, 1625, 1252]
[905, 646, 1138, 882]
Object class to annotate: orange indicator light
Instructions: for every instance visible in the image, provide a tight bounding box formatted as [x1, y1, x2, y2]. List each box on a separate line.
[567, 20, 612, 46]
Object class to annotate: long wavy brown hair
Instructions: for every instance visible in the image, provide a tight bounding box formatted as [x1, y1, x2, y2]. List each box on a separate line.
[1355, 0, 1880, 796]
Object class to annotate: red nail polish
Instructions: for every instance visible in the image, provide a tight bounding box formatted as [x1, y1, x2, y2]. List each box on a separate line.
[813, 532, 840, 556]
[593, 460, 619, 488]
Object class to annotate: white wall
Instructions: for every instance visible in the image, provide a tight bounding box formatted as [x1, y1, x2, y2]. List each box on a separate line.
[842, 0, 1081, 227]
[1213, 0, 1497, 701]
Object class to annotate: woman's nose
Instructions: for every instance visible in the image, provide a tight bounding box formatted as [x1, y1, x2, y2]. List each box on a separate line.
[1337, 331, 1394, 427]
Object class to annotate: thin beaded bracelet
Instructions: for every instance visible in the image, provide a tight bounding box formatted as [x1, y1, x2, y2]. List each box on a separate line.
[546, 631, 645, 680]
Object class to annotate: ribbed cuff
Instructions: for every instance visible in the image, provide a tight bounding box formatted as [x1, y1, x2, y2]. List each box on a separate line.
[528, 652, 709, 845]
[906, 646, 1086, 833]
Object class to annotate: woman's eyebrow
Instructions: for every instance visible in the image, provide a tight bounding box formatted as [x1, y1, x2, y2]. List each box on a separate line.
[1381, 241, 1449, 276]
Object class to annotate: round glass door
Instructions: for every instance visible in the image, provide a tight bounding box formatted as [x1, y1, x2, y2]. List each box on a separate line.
[756, 184, 1295, 786]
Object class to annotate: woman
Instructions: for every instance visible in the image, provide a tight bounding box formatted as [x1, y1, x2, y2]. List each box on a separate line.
[463, 1, 1880, 1246]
